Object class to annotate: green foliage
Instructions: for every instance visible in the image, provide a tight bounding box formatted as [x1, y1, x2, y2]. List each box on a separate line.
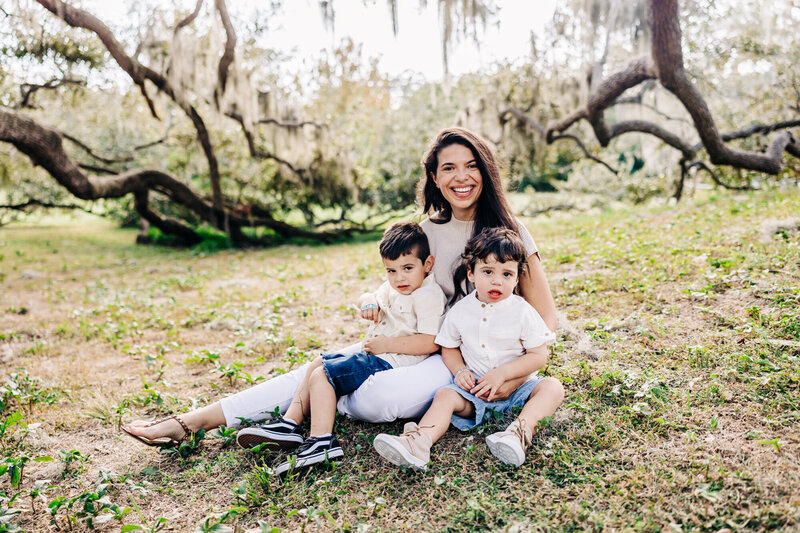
[0, 371, 60, 415]
[58, 449, 88, 479]
[209, 426, 237, 447]
[0, 454, 53, 487]
[158, 429, 206, 459]
[193, 507, 246, 533]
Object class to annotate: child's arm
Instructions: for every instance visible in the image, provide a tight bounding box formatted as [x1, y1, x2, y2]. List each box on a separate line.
[441, 346, 475, 392]
[357, 283, 388, 324]
[471, 344, 548, 401]
[362, 333, 437, 357]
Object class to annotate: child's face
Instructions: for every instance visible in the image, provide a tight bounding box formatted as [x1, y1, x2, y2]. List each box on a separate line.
[382, 253, 434, 295]
[467, 254, 519, 304]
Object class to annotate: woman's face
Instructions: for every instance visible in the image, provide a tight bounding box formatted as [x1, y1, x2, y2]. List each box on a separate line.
[432, 143, 483, 221]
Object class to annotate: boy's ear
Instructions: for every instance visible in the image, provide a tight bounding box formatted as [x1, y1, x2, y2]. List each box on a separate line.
[424, 255, 434, 273]
[466, 267, 475, 283]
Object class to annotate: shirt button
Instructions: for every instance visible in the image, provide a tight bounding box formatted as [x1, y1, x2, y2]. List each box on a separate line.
[381, 321, 386, 325]
[482, 318, 487, 322]
[481, 303, 486, 308]
[481, 344, 485, 348]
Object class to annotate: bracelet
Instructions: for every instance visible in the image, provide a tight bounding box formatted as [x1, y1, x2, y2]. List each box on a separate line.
[454, 368, 473, 380]
[361, 303, 378, 311]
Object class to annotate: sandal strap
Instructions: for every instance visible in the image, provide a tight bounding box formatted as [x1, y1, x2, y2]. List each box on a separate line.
[170, 415, 191, 441]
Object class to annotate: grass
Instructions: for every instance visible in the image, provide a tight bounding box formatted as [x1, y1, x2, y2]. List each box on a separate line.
[1, 191, 799, 531]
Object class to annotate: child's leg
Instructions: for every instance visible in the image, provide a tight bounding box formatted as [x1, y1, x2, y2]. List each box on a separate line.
[373, 387, 474, 471]
[418, 387, 474, 444]
[273, 367, 344, 476]
[516, 377, 565, 430]
[486, 377, 564, 467]
[307, 365, 337, 436]
[283, 356, 323, 424]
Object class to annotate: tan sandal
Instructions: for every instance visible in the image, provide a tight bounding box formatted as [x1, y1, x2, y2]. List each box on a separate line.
[121, 415, 191, 447]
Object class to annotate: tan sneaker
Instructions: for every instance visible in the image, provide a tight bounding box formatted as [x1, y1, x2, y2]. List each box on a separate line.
[485, 419, 532, 467]
[373, 422, 432, 471]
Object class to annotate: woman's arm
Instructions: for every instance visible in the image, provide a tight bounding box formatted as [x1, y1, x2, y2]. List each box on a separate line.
[518, 253, 557, 332]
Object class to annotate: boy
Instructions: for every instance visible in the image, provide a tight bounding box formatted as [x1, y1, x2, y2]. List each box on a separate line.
[373, 227, 560, 470]
[236, 221, 447, 474]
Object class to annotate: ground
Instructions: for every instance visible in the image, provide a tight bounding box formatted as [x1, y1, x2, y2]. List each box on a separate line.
[1, 190, 799, 532]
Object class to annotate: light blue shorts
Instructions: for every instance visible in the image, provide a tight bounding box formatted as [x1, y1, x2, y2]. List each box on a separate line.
[444, 377, 543, 430]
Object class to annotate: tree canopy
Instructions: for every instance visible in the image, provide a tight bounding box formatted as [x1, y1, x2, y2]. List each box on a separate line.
[1, 0, 798, 243]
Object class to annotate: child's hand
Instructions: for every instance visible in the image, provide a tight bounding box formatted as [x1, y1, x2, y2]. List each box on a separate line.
[471, 368, 506, 401]
[360, 305, 380, 323]
[363, 335, 390, 355]
[454, 369, 476, 392]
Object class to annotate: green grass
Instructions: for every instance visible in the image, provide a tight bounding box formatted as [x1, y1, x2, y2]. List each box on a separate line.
[1, 191, 799, 531]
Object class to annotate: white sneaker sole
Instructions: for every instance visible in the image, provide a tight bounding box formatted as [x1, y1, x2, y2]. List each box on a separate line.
[485, 434, 525, 467]
[373, 435, 427, 471]
[274, 447, 344, 475]
[236, 428, 304, 450]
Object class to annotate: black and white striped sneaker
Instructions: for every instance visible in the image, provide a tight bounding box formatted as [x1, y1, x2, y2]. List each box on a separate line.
[236, 417, 304, 450]
[274, 435, 344, 475]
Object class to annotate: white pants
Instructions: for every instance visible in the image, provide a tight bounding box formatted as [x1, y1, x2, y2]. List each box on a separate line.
[218, 345, 453, 427]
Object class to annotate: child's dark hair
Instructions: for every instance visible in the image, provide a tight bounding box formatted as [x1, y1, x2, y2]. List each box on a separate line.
[379, 221, 431, 262]
[451, 227, 528, 304]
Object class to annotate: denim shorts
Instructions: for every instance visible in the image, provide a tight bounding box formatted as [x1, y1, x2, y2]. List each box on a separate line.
[444, 377, 543, 430]
[321, 351, 394, 396]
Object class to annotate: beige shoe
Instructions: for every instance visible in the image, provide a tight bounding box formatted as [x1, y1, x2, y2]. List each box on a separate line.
[373, 422, 432, 471]
[485, 419, 532, 467]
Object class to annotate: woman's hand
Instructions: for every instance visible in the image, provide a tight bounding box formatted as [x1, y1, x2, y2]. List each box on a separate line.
[363, 335, 390, 355]
[471, 367, 506, 401]
[454, 369, 476, 391]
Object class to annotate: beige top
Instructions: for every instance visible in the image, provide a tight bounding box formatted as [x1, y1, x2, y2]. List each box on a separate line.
[420, 215, 538, 303]
[363, 273, 447, 368]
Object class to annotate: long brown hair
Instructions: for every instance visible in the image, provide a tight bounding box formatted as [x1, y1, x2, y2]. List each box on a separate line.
[418, 127, 520, 302]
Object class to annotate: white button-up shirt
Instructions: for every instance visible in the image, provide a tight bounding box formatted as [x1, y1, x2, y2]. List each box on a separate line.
[363, 273, 447, 367]
[435, 291, 555, 378]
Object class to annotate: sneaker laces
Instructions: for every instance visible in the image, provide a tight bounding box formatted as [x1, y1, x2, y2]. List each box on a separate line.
[403, 424, 434, 442]
[297, 435, 327, 454]
[511, 419, 531, 448]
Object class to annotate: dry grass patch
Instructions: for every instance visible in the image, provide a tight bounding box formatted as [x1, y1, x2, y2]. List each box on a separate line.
[1, 192, 800, 531]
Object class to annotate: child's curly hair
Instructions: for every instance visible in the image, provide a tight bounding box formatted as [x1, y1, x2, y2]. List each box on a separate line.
[450, 227, 528, 305]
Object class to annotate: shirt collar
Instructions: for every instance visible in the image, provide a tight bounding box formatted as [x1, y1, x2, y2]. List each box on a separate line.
[467, 290, 516, 310]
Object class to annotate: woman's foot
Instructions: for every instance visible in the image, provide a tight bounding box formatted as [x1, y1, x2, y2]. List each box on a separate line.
[122, 415, 190, 446]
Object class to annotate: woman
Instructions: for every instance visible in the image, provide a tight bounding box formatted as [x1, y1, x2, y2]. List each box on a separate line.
[123, 127, 563, 446]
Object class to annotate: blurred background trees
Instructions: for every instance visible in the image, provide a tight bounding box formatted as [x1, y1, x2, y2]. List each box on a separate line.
[1, 0, 798, 243]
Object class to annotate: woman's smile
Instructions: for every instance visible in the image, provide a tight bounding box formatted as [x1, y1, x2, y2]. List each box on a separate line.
[451, 185, 475, 198]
